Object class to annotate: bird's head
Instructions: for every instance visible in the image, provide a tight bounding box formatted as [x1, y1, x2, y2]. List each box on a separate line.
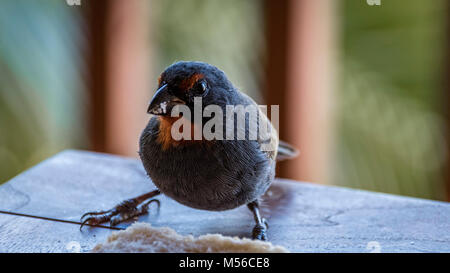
[147, 61, 234, 116]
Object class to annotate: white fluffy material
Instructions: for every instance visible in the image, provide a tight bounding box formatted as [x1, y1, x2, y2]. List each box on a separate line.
[92, 223, 289, 253]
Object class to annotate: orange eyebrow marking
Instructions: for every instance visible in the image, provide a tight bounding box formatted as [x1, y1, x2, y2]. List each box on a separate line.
[157, 75, 163, 85]
[179, 73, 204, 92]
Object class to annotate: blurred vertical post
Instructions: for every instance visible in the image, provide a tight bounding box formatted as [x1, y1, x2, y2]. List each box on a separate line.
[105, 0, 152, 156]
[85, 0, 152, 156]
[84, 0, 109, 152]
[445, 0, 450, 201]
[264, 0, 336, 184]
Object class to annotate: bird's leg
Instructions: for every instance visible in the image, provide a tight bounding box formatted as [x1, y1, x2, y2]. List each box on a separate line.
[80, 189, 161, 230]
[247, 200, 269, 241]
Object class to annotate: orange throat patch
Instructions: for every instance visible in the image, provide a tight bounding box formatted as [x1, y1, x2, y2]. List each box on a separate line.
[157, 116, 203, 150]
[157, 116, 179, 150]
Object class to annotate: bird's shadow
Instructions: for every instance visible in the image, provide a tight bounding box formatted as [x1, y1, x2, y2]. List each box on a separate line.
[187, 183, 296, 239]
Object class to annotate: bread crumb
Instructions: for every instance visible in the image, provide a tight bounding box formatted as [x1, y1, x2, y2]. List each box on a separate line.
[92, 223, 289, 253]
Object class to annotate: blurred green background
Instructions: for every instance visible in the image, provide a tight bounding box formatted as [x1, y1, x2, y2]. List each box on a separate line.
[335, 0, 448, 200]
[0, 1, 86, 181]
[0, 0, 448, 201]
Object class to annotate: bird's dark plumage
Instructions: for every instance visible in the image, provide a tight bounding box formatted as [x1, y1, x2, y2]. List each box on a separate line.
[139, 116, 275, 210]
[139, 61, 294, 211]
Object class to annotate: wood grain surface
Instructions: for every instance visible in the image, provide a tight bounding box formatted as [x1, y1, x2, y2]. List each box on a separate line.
[0, 150, 449, 253]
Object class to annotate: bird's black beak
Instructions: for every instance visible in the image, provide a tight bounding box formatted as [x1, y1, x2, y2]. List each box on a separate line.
[147, 84, 184, 115]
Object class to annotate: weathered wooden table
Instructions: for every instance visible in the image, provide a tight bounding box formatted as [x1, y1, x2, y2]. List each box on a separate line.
[0, 150, 449, 253]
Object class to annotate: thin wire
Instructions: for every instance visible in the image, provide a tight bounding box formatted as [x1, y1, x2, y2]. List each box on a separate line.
[0, 209, 124, 231]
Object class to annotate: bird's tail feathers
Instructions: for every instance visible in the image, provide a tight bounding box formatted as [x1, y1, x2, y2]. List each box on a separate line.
[276, 140, 299, 161]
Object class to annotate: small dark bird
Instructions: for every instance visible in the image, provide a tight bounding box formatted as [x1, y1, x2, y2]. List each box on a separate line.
[81, 61, 298, 240]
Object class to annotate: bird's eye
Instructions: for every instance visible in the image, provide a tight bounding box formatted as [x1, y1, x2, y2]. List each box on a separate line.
[197, 80, 208, 95]
[200, 81, 207, 92]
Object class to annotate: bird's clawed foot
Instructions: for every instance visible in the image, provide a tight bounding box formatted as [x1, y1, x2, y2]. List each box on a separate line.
[80, 190, 161, 230]
[252, 218, 269, 241]
[80, 198, 160, 230]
